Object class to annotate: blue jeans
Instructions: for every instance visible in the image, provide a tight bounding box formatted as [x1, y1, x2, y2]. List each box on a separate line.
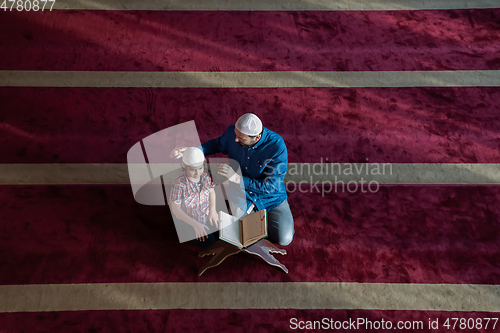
[266, 199, 295, 246]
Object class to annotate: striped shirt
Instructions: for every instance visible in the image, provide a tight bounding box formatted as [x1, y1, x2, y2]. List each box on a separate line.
[169, 169, 215, 225]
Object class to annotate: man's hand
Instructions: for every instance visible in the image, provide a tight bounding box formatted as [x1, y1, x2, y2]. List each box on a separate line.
[209, 209, 219, 228]
[192, 221, 209, 242]
[169, 147, 188, 160]
[217, 164, 241, 184]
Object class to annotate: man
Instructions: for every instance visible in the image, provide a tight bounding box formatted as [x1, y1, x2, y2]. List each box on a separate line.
[171, 113, 294, 246]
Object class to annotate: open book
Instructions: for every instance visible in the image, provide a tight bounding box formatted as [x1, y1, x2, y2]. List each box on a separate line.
[219, 209, 267, 249]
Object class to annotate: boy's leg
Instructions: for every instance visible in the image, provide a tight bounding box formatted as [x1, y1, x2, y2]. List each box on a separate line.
[174, 216, 218, 249]
[191, 231, 218, 250]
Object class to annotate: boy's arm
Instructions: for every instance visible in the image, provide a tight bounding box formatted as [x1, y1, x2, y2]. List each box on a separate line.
[208, 188, 219, 228]
[171, 203, 209, 241]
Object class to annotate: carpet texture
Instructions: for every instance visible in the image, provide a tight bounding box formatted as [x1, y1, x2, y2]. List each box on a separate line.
[1, 10, 500, 71]
[1, 184, 499, 285]
[1, 5, 500, 333]
[1, 87, 499, 163]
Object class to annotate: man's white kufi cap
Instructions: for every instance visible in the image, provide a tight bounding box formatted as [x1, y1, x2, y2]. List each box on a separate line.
[182, 147, 205, 167]
[235, 113, 263, 136]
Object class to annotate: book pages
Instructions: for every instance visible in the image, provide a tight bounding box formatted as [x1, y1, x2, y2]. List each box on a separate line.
[219, 211, 243, 248]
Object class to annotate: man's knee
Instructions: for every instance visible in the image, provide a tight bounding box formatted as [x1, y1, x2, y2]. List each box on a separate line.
[277, 231, 294, 246]
[268, 227, 294, 246]
[268, 201, 295, 246]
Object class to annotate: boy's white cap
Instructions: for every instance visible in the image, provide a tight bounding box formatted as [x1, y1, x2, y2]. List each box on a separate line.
[235, 113, 262, 136]
[182, 147, 205, 167]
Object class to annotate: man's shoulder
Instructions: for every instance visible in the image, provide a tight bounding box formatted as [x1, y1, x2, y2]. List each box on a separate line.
[223, 124, 236, 136]
[262, 127, 287, 155]
[264, 127, 285, 144]
[212, 124, 236, 143]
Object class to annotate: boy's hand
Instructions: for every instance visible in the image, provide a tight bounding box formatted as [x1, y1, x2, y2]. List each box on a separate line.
[170, 147, 187, 160]
[209, 210, 219, 228]
[192, 222, 209, 242]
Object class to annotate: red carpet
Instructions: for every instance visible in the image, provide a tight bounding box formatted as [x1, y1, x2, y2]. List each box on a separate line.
[2, 5, 500, 333]
[1, 86, 499, 163]
[1, 10, 500, 71]
[1, 184, 499, 285]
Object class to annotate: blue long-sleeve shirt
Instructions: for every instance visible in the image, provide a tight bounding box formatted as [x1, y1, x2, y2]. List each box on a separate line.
[201, 125, 288, 212]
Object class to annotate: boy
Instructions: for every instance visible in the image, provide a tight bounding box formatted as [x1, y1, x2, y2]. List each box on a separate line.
[169, 147, 219, 249]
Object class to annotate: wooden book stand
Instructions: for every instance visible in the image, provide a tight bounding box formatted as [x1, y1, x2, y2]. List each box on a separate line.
[198, 239, 288, 276]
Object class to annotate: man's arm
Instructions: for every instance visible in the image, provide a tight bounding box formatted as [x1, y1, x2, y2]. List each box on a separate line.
[242, 148, 288, 195]
[199, 125, 233, 156]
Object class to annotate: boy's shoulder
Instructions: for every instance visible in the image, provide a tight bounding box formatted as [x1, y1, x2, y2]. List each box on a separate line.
[172, 173, 188, 186]
[199, 169, 210, 181]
